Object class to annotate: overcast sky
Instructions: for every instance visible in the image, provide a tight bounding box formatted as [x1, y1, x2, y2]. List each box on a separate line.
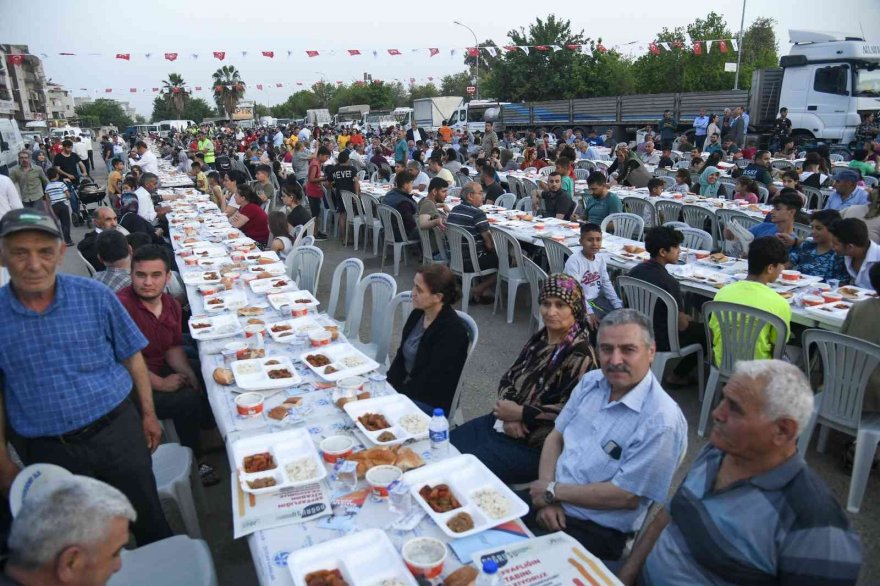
[1, 0, 877, 117]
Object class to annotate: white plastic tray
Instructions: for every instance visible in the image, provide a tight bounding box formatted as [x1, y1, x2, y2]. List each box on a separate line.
[343, 394, 430, 446]
[182, 270, 223, 285]
[299, 343, 379, 382]
[249, 275, 297, 295]
[231, 356, 302, 391]
[232, 427, 326, 495]
[202, 290, 248, 313]
[195, 256, 232, 269]
[247, 262, 286, 276]
[838, 286, 878, 301]
[268, 290, 321, 311]
[287, 529, 417, 586]
[403, 454, 529, 539]
[804, 299, 854, 319]
[242, 250, 281, 265]
[188, 313, 244, 340]
[267, 315, 331, 344]
[190, 245, 228, 258]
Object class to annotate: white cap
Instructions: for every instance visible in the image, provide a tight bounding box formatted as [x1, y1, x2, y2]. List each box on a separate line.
[9, 463, 74, 518]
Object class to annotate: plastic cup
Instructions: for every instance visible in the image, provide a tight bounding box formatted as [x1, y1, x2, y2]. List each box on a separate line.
[402, 537, 447, 579]
[320, 436, 355, 464]
[821, 292, 843, 304]
[309, 330, 332, 347]
[235, 393, 264, 417]
[781, 270, 801, 282]
[365, 465, 402, 502]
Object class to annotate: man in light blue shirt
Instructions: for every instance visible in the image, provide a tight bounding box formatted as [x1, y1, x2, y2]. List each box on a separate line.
[824, 169, 870, 211]
[526, 309, 687, 561]
[692, 108, 710, 150]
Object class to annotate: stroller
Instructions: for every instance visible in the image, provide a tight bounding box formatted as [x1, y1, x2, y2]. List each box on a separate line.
[75, 177, 108, 228]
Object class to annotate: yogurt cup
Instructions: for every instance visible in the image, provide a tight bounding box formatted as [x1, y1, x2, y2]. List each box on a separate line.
[802, 294, 825, 306]
[320, 436, 355, 464]
[290, 304, 310, 318]
[402, 537, 447, 579]
[244, 324, 266, 338]
[782, 270, 801, 282]
[308, 330, 332, 347]
[235, 393, 264, 417]
[365, 465, 402, 501]
[821, 292, 843, 304]
[221, 342, 248, 365]
[337, 376, 365, 392]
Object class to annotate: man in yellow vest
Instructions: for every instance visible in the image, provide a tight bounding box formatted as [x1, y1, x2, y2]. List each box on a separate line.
[197, 131, 215, 169]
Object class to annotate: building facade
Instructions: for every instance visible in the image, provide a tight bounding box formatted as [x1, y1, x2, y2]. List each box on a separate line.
[0, 44, 47, 123]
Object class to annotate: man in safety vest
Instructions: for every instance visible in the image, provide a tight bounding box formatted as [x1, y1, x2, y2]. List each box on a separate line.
[197, 131, 215, 169]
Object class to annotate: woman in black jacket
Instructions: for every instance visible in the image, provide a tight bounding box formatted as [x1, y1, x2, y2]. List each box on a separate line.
[388, 264, 469, 415]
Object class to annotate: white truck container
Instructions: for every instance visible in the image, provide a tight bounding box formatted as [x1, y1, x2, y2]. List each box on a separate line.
[446, 100, 506, 134]
[305, 109, 332, 126]
[413, 97, 463, 131]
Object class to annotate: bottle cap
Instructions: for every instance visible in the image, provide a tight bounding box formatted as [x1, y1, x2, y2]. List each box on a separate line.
[433, 408, 444, 417]
[482, 559, 498, 574]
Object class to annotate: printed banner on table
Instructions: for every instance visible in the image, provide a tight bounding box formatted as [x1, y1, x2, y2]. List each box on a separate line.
[471, 532, 623, 586]
[232, 474, 332, 538]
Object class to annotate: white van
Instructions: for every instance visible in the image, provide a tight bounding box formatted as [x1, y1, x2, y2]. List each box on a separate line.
[50, 126, 83, 139]
[0, 119, 25, 175]
[157, 119, 195, 137]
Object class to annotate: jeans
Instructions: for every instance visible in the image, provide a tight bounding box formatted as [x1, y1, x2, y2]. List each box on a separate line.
[307, 196, 324, 231]
[11, 399, 172, 545]
[51, 201, 72, 243]
[695, 134, 707, 150]
[450, 414, 542, 485]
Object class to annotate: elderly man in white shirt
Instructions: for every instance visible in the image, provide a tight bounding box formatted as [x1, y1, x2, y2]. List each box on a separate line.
[0, 174, 24, 220]
[128, 141, 158, 175]
[134, 173, 159, 224]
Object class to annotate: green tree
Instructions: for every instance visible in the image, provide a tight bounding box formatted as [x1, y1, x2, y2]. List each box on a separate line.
[150, 96, 216, 123]
[271, 90, 319, 118]
[74, 99, 134, 129]
[212, 65, 246, 118]
[440, 72, 473, 98]
[162, 73, 188, 118]
[311, 80, 337, 109]
[738, 17, 778, 90]
[408, 83, 440, 101]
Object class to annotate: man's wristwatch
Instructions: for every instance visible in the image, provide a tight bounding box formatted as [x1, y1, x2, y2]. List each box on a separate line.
[544, 481, 558, 504]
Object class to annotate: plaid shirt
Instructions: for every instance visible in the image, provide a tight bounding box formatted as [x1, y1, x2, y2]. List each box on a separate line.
[93, 266, 132, 293]
[0, 274, 147, 437]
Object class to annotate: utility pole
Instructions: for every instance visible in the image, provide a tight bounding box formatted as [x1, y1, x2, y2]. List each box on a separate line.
[734, 0, 747, 90]
[454, 21, 479, 100]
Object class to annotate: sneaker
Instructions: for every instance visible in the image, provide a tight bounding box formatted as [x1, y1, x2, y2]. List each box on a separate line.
[65, 241, 75, 247]
[314, 232, 328, 241]
[199, 463, 221, 487]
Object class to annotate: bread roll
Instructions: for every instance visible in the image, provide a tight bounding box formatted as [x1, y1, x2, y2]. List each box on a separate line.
[445, 566, 478, 586]
[212, 368, 234, 385]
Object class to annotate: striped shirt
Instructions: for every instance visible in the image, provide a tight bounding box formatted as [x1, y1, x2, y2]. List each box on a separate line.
[643, 444, 862, 585]
[45, 180, 68, 204]
[447, 200, 490, 258]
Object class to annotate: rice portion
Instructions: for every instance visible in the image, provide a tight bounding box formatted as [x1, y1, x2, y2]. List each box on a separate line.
[471, 488, 510, 519]
[285, 457, 319, 482]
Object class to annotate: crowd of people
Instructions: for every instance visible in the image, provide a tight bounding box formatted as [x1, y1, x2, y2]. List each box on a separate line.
[0, 105, 878, 585]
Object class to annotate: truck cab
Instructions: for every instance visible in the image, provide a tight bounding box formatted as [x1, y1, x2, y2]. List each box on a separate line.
[780, 30, 880, 144]
[392, 107, 413, 128]
[446, 100, 505, 134]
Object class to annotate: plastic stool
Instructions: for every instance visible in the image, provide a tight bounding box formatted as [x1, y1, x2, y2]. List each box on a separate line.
[152, 444, 201, 539]
[108, 535, 218, 586]
[160, 419, 180, 444]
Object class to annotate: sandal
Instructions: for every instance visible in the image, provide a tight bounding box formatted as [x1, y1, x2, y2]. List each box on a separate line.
[199, 463, 221, 487]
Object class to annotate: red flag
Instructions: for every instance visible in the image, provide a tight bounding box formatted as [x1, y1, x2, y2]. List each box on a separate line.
[58, 52, 76, 56]
[275, 83, 282, 88]
[256, 84, 263, 90]
[261, 51, 274, 58]
[465, 47, 477, 57]
[535, 45, 550, 52]
[213, 51, 225, 60]
[195, 86, 202, 91]
[347, 49, 361, 56]
[427, 76, 434, 81]
[336, 80, 343, 85]
[214, 85, 224, 92]
[116, 53, 130, 61]
[306, 50, 319, 57]
[152, 88, 159, 92]
[649, 43, 660, 55]
[373, 79, 382, 85]
[693, 41, 702, 55]
[429, 48, 439, 57]
[409, 78, 415, 83]
[387, 49, 401, 56]
[718, 40, 729, 53]
[164, 52, 178, 61]
[105, 88, 112, 93]
[7, 55, 23, 65]
[504, 45, 519, 52]
[597, 43, 607, 54]
[171, 87, 181, 93]
[565, 44, 580, 50]
[130, 88, 137, 93]
[296, 82, 303, 86]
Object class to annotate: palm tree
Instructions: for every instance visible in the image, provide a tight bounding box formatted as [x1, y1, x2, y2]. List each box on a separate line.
[212, 66, 246, 119]
[162, 73, 188, 118]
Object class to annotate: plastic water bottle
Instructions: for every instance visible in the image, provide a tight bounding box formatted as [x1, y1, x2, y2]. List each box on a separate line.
[476, 560, 501, 586]
[429, 408, 449, 457]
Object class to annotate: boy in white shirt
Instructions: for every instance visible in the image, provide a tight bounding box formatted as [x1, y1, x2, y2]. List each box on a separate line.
[564, 222, 623, 329]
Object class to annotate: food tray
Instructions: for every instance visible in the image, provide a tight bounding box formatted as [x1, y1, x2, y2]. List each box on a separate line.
[231, 356, 302, 391]
[343, 394, 431, 446]
[202, 290, 248, 313]
[178, 239, 212, 249]
[804, 300, 854, 319]
[223, 237, 254, 248]
[268, 290, 321, 311]
[242, 250, 281, 265]
[182, 270, 223, 285]
[775, 274, 824, 288]
[190, 245, 228, 258]
[837, 286, 878, 301]
[232, 428, 326, 495]
[299, 343, 380, 382]
[247, 262, 286, 276]
[403, 454, 529, 539]
[195, 256, 232, 269]
[249, 275, 297, 295]
[287, 529, 417, 586]
[188, 313, 244, 340]
[267, 315, 334, 344]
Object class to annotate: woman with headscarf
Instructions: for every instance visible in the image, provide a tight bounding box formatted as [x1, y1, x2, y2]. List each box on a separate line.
[520, 147, 548, 171]
[699, 166, 726, 197]
[176, 149, 191, 174]
[118, 192, 163, 244]
[609, 143, 650, 188]
[451, 274, 598, 484]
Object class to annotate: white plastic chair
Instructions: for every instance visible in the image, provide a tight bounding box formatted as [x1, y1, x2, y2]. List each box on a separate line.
[756, 184, 770, 203]
[506, 176, 523, 199]
[371, 291, 414, 366]
[541, 237, 573, 275]
[359, 192, 383, 256]
[326, 257, 364, 324]
[699, 301, 788, 437]
[495, 192, 516, 209]
[356, 169, 366, 180]
[446, 224, 498, 314]
[520, 177, 540, 200]
[419, 226, 448, 265]
[320, 186, 337, 237]
[798, 329, 880, 513]
[107, 535, 218, 586]
[622, 197, 657, 228]
[152, 443, 201, 539]
[575, 168, 590, 180]
[490, 227, 529, 324]
[803, 186, 826, 210]
[285, 245, 324, 295]
[522, 256, 548, 334]
[344, 273, 397, 344]
[339, 190, 365, 250]
[657, 176, 676, 190]
[681, 204, 716, 247]
[300, 235, 315, 247]
[793, 222, 812, 242]
[291, 217, 316, 249]
[663, 221, 690, 230]
[654, 200, 683, 225]
[619, 276, 704, 398]
[601, 212, 645, 241]
[677, 226, 713, 250]
[514, 197, 533, 213]
[538, 166, 553, 178]
[75, 249, 97, 277]
[378, 204, 419, 276]
[448, 310, 479, 429]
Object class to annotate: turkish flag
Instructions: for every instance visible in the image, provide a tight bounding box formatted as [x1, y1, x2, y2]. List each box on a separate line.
[535, 45, 550, 52]
[195, 86, 202, 91]
[262, 51, 274, 58]
[429, 48, 439, 57]
[719, 40, 729, 53]
[306, 50, 319, 57]
[164, 52, 178, 61]
[214, 85, 224, 92]
[649, 43, 660, 55]
[409, 78, 415, 83]
[597, 44, 607, 54]
[213, 51, 225, 60]
[427, 76, 433, 81]
[388, 49, 401, 56]
[673, 40, 684, 49]
[256, 84, 263, 90]
[373, 80, 382, 85]
[467, 48, 479, 57]
[7, 55, 23, 65]
[130, 88, 137, 93]
[152, 88, 159, 92]
[566, 44, 580, 50]
[693, 42, 702, 55]
[348, 49, 361, 56]
[504, 45, 519, 52]
[116, 53, 130, 61]
[105, 88, 112, 93]
[276, 83, 282, 88]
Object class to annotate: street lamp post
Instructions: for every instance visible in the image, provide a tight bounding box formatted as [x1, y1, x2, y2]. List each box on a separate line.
[733, 0, 747, 90]
[315, 71, 328, 108]
[454, 20, 479, 100]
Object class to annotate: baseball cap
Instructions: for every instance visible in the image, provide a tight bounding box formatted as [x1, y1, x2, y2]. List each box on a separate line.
[9, 463, 73, 518]
[0, 208, 62, 239]
[835, 169, 860, 182]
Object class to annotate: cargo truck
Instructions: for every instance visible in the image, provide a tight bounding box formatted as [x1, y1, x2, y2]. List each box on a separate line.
[413, 97, 463, 131]
[335, 105, 370, 127]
